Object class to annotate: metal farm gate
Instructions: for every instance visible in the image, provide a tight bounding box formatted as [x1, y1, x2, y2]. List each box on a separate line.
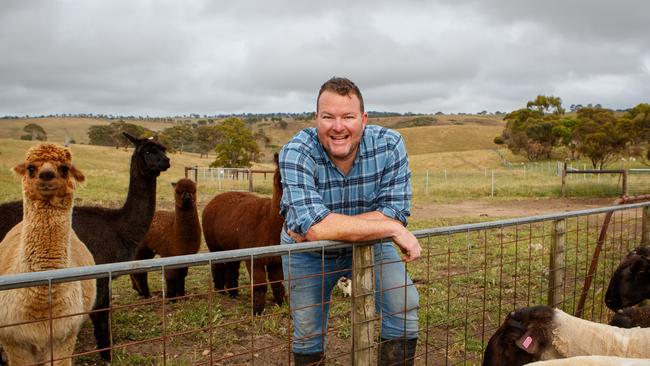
[0, 202, 648, 365]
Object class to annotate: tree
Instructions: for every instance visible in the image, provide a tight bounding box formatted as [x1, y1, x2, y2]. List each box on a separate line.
[552, 117, 580, 159]
[159, 125, 195, 154]
[88, 125, 116, 146]
[619, 103, 650, 162]
[110, 121, 147, 149]
[21, 123, 47, 141]
[574, 107, 629, 169]
[195, 125, 221, 158]
[87, 121, 148, 148]
[526, 95, 565, 116]
[500, 95, 570, 161]
[211, 117, 259, 168]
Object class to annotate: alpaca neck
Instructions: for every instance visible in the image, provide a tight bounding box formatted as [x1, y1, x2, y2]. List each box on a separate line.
[118, 168, 157, 231]
[174, 207, 201, 243]
[20, 199, 72, 271]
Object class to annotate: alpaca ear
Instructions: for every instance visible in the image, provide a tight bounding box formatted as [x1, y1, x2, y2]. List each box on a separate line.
[123, 133, 140, 146]
[13, 163, 26, 177]
[171, 182, 177, 188]
[70, 165, 85, 183]
[274, 152, 279, 166]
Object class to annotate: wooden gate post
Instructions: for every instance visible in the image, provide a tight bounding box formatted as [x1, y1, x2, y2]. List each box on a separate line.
[548, 219, 566, 307]
[561, 161, 567, 197]
[352, 243, 375, 366]
[642, 205, 650, 246]
[248, 169, 253, 192]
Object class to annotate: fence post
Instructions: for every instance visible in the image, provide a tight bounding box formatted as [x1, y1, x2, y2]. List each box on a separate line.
[248, 169, 254, 192]
[491, 170, 494, 198]
[622, 171, 628, 196]
[642, 206, 650, 246]
[425, 170, 429, 195]
[352, 243, 375, 366]
[194, 165, 198, 183]
[548, 219, 566, 307]
[561, 161, 567, 197]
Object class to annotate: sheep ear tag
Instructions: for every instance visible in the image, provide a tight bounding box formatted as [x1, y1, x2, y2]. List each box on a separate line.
[516, 330, 539, 354]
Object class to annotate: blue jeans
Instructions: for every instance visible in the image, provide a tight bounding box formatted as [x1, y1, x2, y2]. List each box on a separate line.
[282, 243, 419, 355]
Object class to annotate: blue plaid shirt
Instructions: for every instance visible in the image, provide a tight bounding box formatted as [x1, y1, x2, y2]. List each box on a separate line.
[279, 125, 411, 244]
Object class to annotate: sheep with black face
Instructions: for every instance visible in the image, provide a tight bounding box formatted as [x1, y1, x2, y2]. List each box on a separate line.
[605, 247, 650, 311]
[483, 305, 650, 366]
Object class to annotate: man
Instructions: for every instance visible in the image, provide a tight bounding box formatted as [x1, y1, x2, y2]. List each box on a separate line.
[279, 77, 421, 365]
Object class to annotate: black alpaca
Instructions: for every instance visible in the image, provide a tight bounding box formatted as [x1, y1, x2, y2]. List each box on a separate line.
[0, 133, 170, 362]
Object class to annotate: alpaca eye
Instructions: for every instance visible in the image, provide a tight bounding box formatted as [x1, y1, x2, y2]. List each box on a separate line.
[59, 165, 69, 175]
[27, 165, 36, 175]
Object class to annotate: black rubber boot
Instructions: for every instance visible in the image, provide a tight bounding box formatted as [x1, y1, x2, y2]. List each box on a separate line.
[293, 352, 325, 366]
[377, 338, 417, 366]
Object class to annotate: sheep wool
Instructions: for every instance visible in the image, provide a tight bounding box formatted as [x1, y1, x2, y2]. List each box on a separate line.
[548, 309, 650, 359]
[528, 355, 650, 366]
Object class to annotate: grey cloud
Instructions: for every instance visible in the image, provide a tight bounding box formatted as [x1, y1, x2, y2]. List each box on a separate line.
[0, 0, 648, 116]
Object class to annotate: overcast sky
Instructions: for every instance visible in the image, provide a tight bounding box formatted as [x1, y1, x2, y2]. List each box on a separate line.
[1, 0, 649, 116]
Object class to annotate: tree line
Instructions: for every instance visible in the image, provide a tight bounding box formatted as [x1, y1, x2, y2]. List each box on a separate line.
[88, 118, 260, 168]
[495, 96, 650, 169]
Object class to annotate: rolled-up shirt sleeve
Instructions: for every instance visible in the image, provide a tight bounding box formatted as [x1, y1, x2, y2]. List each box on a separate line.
[375, 135, 411, 226]
[279, 146, 330, 237]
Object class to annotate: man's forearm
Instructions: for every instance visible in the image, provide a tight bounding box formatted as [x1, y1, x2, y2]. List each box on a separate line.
[305, 212, 402, 243]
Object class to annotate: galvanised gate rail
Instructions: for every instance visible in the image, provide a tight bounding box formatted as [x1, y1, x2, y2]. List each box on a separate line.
[0, 202, 648, 365]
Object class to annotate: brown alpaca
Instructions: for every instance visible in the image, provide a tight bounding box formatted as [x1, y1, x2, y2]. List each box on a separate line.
[0, 144, 96, 366]
[202, 154, 286, 315]
[130, 178, 202, 299]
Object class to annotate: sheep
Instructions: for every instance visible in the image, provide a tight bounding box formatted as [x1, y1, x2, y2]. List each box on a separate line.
[0, 143, 96, 366]
[527, 355, 650, 366]
[130, 178, 202, 299]
[482, 305, 650, 366]
[202, 153, 285, 315]
[0, 133, 170, 362]
[605, 247, 650, 311]
[610, 305, 650, 328]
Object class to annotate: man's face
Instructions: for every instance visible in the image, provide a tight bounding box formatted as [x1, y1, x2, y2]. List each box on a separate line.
[316, 90, 368, 169]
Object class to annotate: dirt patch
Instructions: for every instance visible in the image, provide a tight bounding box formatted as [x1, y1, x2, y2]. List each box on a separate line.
[411, 197, 616, 220]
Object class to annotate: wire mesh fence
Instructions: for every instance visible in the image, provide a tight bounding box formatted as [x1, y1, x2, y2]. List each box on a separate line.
[412, 167, 650, 199]
[0, 202, 648, 365]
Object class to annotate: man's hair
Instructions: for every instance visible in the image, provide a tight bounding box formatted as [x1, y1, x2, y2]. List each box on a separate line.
[317, 77, 364, 113]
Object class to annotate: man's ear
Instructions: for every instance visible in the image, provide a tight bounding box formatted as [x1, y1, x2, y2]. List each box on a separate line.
[13, 163, 26, 177]
[70, 165, 85, 183]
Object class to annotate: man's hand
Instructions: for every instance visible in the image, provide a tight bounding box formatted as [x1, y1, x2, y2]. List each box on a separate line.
[392, 226, 422, 262]
[287, 229, 307, 243]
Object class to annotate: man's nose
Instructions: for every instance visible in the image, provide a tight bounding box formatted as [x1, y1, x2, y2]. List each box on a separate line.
[332, 117, 344, 130]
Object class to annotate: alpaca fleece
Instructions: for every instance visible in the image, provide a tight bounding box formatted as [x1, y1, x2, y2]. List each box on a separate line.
[0, 134, 170, 362]
[202, 154, 285, 315]
[130, 178, 201, 299]
[0, 144, 95, 366]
